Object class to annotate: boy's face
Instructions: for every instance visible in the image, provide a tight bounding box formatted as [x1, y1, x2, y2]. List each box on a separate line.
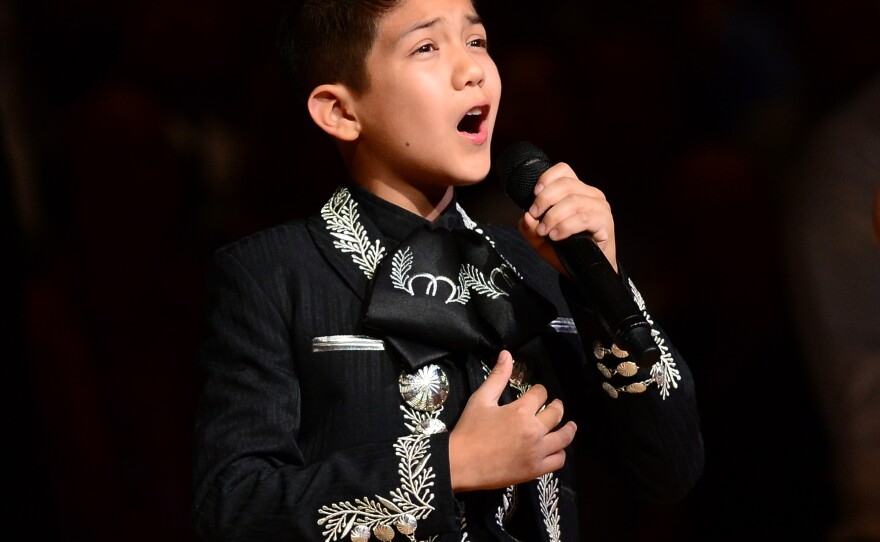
[352, 0, 501, 193]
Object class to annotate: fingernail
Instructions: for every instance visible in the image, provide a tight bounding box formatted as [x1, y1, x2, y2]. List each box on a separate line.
[528, 204, 538, 217]
[549, 228, 558, 240]
[537, 223, 546, 235]
[534, 183, 544, 195]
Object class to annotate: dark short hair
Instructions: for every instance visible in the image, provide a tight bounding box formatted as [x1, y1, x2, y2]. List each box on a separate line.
[277, 0, 402, 101]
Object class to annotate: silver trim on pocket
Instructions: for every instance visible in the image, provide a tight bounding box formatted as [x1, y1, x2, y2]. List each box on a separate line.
[549, 317, 577, 334]
[312, 335, 386, 352]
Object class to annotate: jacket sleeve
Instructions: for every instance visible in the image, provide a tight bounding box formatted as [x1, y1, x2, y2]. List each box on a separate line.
[485, 224, 704, 503]
[191, 248, 458, 542]
[562, 272, 705, 503]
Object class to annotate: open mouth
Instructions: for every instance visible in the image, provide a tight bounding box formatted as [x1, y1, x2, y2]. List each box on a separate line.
[457, 105, 489, 135]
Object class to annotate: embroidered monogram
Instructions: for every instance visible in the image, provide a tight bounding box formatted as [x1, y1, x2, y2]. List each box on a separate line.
[628, 279, 681, 399]
[390, 247, 468, 304]
[316, 433, 436, 541]
[322, 187, 387, 279]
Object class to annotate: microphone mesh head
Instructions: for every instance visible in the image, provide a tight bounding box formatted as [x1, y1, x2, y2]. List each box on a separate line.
[496, 141, 552, 211]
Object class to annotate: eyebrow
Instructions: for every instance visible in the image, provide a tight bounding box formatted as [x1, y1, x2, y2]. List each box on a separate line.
[394, 13, 484, 46]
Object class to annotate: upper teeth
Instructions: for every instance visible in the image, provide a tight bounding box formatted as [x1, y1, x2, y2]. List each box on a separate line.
[466, 108, 482, 116]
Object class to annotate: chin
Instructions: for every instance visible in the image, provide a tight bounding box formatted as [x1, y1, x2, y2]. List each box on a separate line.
[450, 166, 491, 187]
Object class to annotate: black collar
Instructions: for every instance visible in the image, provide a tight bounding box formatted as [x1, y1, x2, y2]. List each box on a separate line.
[346, 182, 463, 248]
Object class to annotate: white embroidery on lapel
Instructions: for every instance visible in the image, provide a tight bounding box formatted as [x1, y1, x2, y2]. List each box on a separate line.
[457, 204, 522, 279]
[321, 188, 515, 298]
[316, 433, 436, 541]
[628, 279, 681, 399]
[322, 187, 387, 279]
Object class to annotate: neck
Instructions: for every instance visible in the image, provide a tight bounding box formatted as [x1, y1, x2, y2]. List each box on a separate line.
[356, 179, 455, 222]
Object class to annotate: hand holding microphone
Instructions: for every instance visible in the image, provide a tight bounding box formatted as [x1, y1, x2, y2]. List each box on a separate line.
[496, 141, 661, 367]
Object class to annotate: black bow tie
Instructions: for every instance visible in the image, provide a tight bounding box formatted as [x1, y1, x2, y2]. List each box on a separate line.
[363, 220, 557, 371]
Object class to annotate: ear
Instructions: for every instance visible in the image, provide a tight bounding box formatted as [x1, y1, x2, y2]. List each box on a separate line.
[307, 84, 360, 142]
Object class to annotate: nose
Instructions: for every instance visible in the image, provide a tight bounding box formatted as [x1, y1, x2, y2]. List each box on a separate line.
[452, 46, 485, 90]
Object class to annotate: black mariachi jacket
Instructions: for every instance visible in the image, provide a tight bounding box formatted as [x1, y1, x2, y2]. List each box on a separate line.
[192, 185, 704, 541]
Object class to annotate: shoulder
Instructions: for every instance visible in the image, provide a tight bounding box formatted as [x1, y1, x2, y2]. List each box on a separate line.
[208, 218, 316, 279]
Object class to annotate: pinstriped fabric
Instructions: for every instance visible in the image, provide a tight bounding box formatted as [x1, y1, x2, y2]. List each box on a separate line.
[192, 189, 705, 541]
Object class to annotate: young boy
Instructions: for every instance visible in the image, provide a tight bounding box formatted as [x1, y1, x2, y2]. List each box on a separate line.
[191, 0, 704, 540]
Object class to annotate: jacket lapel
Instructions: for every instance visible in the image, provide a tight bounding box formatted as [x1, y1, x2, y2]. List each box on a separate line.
[305, 187, 390, 302]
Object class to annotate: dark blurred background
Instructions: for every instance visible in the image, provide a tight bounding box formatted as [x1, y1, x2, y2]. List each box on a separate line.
[4, 0, 879, 540]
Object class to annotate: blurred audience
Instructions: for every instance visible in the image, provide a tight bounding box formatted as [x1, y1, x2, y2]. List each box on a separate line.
[782, 73, 880, 542]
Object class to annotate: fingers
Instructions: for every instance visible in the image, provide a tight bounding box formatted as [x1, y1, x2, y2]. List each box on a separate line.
[535, 397, 564, 431]
[541, 197, 613, 243]
[518, 383, 549, 413]
[521, 162, 617, 269]
[544, 420, 577, 452]
[527, 162, 605, 219]
[526, 163, 611, 240]
[540, 421, 577, 472]
[475, 350, 514, 405]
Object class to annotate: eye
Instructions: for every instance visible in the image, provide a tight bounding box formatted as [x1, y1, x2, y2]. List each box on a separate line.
[413, 43, 437, 55]
[467, 37, 488, 49]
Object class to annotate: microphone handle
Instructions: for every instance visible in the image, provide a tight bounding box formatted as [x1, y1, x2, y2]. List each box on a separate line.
[551, 232, 661, 367]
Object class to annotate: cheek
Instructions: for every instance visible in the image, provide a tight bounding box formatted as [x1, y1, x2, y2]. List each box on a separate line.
[484, 60, 501, 90]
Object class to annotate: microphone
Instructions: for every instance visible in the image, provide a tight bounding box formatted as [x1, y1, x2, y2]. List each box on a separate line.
[496, 141, 661, 367]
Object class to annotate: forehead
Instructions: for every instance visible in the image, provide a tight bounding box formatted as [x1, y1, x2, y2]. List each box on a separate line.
[375, 0, 482, 44]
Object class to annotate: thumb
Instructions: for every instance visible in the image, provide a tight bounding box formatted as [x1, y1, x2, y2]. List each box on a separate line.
[476, 350, 513, 405]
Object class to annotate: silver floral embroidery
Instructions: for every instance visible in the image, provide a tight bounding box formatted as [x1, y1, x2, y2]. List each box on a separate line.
[390, 247, 469, 303]
[321, 188, 516, 293]
[318, 189, 570, 540]
[628, 278, 681, 399]
[316, 433, 436, 541]
[322, 187, 387, 279]
[390, 246, 510, 304]
[538, 474, 562, 542]
[494, 485, 518, 528]
[401, 404, 447, 436]
[457, 204, 522, 279]
[456, 204, 482, 237]
[460, 264, 510, 300]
